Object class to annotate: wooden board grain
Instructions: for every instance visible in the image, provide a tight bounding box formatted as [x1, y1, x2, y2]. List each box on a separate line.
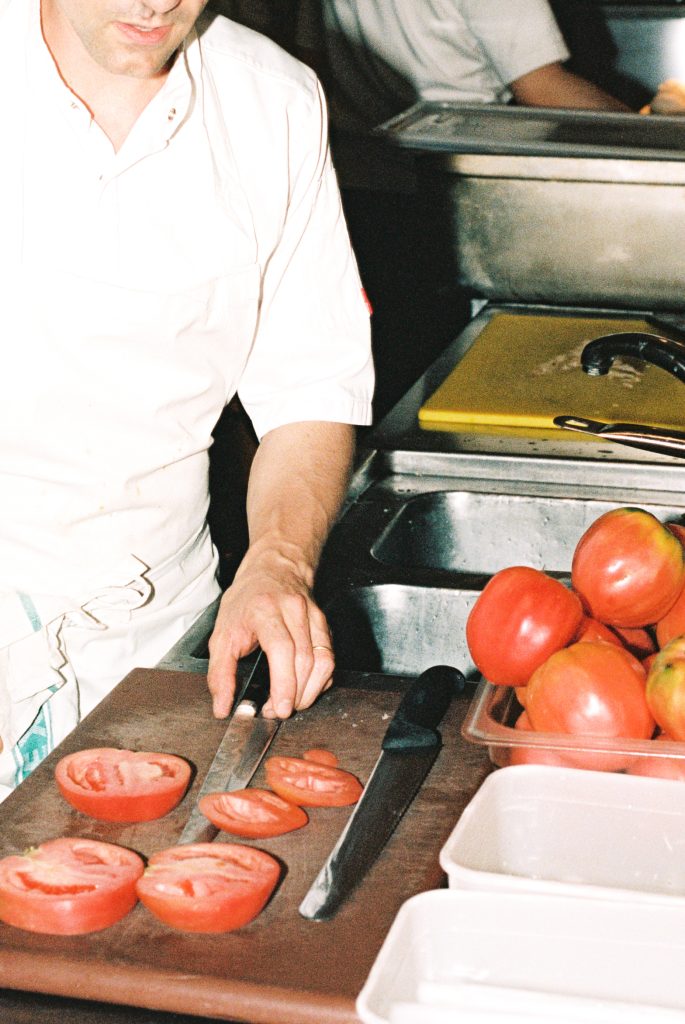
[0, 668, 490, 1024]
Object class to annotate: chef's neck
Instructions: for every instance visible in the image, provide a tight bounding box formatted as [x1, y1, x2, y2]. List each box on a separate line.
[40, 1, 178, 152]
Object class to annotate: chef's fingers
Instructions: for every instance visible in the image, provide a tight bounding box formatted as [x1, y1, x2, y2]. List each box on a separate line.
[261, 599, 334, 717]
[207, 644, 240, 719]
[296, 644, 335, 711]
[206, 608, 257, 718]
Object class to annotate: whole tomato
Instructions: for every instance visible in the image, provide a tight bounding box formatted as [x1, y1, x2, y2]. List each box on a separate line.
[626, 732, 685, 781]
[571, 507, 685, 628]
[526, 641, 654, 771]
[465, 566, 583, 686]
[508, 710, 575, 768]
[575, 616, 655, 659]
[574, 616, 623, 647]
[646, 635, 685, 740]
[656, 584, 685, 649]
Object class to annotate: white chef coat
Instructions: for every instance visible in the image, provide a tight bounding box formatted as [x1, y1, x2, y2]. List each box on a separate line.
[0, 1, 373, 796]
[308, 0, 570, 122]
[298, 0, 570, 189]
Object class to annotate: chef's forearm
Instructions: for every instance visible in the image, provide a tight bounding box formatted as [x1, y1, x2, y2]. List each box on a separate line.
[238, 420, 355, 583]
[510, 62, 630, 112]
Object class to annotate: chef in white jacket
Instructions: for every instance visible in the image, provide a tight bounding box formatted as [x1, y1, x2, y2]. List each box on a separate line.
[0, 0, 373, 798]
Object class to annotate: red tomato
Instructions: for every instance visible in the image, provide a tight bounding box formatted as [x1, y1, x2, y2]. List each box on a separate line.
[646, 636, 685, 740]
[198, 788, 308, 838]
[136, 843, 279, 933]
[666, 522, 685, 546]
[576, 615, 656, 659]
[55, 747, 191, 822]
[303, 748, 339, 768]
[574, 616, 623, 647]
[508, 711, 574, 768]
[0, 837, 144, 935]
[571, 507, 685, 628]
[526, 641, 654, 771]
[265, 755, 363, 807]
[626, 732, 685, 781]
[611, 626, 657, 660]
[465, 566, 583, 686]
[655, 583, 685, 648]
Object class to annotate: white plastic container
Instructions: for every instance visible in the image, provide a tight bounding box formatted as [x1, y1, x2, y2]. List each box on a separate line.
[356, 889, 685, 1024]
[440, 764, 685, 903]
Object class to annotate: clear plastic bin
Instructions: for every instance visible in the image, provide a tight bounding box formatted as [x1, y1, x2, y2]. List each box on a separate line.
[462, 679, 685, 774]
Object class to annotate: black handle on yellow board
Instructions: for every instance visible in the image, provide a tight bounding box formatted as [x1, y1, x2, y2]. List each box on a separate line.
[581, 332, 685, 384]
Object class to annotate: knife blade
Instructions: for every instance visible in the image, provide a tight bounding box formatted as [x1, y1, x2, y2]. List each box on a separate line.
[553, 415, 685, 460]
[298, 664, 465, 921]
[178, 651, 278, 845]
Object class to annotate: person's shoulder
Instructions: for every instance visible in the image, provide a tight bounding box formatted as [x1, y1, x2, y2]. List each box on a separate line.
[196, 12, 320, 106]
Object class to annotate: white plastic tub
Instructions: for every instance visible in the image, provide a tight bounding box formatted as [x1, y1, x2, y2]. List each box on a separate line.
[356, 889, 685, 1024]
[440, 764, 685, 902]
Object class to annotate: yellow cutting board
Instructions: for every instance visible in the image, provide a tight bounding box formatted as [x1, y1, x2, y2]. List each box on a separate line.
[419, 314, 685, 434]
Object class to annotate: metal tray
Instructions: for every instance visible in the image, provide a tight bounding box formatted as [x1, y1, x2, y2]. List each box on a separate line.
[378, 101, 685, 161]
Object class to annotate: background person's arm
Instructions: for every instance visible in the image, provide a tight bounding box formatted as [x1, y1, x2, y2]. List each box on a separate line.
[510, 61, 630, 111]
[206, 419, 355, 721]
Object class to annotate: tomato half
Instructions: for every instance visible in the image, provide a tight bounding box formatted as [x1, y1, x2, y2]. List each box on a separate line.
[0, 837, 144, 935]
[136, 843, 280, 933]
[465, 566, 583, 686]
[55, 747, 191, 822]
[265, 755, 362, 807]
[303, 748, 339, 768]
[646, 635, 685, 740]
[526, 641, 654, 771]
[199, 788, 308, 838]
[571, 507, 685, 628]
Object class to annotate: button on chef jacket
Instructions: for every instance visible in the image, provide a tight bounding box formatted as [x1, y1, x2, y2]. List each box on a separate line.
[0, 1, 373, 796]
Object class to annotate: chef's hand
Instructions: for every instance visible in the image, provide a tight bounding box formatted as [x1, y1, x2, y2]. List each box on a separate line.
[642, 80, 685, 115]
[206, 545, 335, 720]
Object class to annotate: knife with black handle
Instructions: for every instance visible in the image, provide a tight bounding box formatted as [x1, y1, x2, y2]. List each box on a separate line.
[299, 664, 465, 921]
[178, 651, 277, 845]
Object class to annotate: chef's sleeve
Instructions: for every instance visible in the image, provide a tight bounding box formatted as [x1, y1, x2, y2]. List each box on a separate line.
[236, 76, 374, 440]
[461, 0, 570, 88]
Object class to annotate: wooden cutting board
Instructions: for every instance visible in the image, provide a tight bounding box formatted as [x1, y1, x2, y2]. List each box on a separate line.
[419, 313, 685, 433]
[0, 667, 490, 1024]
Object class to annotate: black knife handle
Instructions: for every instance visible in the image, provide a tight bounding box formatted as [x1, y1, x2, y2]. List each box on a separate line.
[382, 665, 465, 752]
[236, 651, 271, 715]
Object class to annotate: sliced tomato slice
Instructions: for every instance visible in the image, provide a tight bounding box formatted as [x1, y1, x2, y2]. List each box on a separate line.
[265, 755, 363, 807]
[199, 788, 308, 838]
[55, 747, 191, 822]
[303, 748, 339, 768]
[136, 843, 280, 933]
[0, 837, 144, 935]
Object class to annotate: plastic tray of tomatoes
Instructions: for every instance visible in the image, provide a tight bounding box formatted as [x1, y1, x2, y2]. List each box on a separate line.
[461, 679, 685, 774]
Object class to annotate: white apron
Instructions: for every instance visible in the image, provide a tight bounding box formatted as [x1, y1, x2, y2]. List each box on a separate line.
[0, 35, 261, 798]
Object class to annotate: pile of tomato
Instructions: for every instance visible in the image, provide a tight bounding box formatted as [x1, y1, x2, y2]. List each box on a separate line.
[0, 745, 362, 937]
[465, 506, 685, 776]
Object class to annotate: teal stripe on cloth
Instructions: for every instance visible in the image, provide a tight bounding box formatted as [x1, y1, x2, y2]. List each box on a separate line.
[13, 702, 54, 784]
[17, 592, 42, 633]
